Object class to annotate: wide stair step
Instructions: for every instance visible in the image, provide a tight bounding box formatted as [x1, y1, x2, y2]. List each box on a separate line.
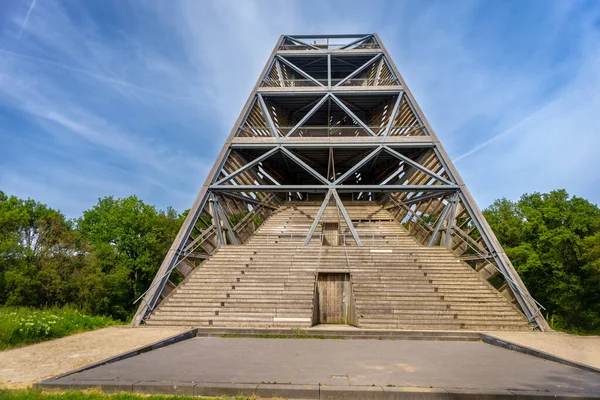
[145, 201, 532, 331]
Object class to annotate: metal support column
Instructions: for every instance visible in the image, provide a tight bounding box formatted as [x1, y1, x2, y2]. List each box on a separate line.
[332, 189, 362, 246]
[443, 193, 459, 248]
[215, 197, 239, 245]
[304, 189, 333, 245]
[427, 200, 452, 246]
[209, 194, 225, 246]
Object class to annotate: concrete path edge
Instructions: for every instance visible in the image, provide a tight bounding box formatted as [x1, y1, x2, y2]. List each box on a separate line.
[480, 333, 600, 374]
[34, 328, 198, 385]
[33, 381, 600, 399]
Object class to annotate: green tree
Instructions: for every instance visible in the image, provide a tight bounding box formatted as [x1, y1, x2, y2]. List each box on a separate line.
[484, 189, 600, 333]
[0, 191, 27, 304]
[0, 191, 183, 322]
[0, 192, 81, 307]
[77, 196, 183, 319]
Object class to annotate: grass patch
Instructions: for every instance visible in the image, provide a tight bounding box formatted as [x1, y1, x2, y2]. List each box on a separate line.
[0, 389, 240, 400]
[0, 307, 120, 350]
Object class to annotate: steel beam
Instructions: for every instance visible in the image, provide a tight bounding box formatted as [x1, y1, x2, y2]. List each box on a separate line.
[276, 55, 324, 87]
[284, 36, 320, 50]
[382, 146, 454, 185]
[332, 189, 362, 246]
[258, 88, 402, 96]
[260, 58, 277, 86]
[275, 59, 285, 87]
[382, 92, 403, 139]
[284, 94, 330, 138]
[335, 53, 382, 87]
[215, 146, 279, 185]
[330, 93, 377, 137]
[432, 147, 458, 183]
[219, 191, 261, 205]
[333, 146, 382, 184]
[182, 225, 216, 254]
[427, 200, 452, 246]
[280, 147, 330, 185]
[211, 148, 232, 184]
[215, 197, 239, 245]
[290, 34, 370, 39]
[339, 34, 372, 50]
[304, 189, 333, 245]
[257, 94, 279, 138]
[374, 57, 383, 86]
[327, 54, 331, 89]
[404, 191, 453, 205]
[381, 57, 400, 85]
[209, 194, 225, 246]
[230, 141, 436, 149]
[210, 184, 459, 192]
[443, 193, 459, 248]
[234, 152, 282, 205]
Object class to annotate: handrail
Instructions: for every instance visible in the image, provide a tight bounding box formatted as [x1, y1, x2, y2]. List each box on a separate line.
[133, 229, 217, 307]
[263, 77, 397, 85]
[279, 44, 379, 51]
[386, 196, 545, 322]
[385, 196, 434, 239]
[448, 226, 546, 317]
[135, 196, 278, 313]
[237, 125, 426, 138]
[238, 124, 422, 130]
[265, 233, 403, 246]
[232, 194, 277, 232]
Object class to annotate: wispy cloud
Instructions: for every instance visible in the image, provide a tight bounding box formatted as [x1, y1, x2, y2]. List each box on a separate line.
[378, 1, 600, 205]
[17, 0, 37, 38]
[0, 49, 205, 103]
[0, 0, 213, 215]
[453, 98, 558, 163]
[1, 0, 599, 217]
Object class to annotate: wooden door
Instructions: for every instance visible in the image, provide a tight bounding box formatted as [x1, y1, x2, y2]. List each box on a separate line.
[317, 273, 347, 324]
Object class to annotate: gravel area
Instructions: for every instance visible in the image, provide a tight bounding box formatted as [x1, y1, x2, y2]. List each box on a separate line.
[0, 326, 188, 388]
[487, 331, 600, 369]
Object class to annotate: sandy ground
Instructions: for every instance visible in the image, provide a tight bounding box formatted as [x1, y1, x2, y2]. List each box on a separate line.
[0, 326, 188, 389]
[488, 331, 600, 370]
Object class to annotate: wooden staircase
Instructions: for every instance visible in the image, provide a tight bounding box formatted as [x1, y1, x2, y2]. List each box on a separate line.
[145, 201, 531, 331]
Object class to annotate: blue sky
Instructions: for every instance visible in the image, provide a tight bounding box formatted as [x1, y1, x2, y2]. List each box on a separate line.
[1, 0, 599, 217]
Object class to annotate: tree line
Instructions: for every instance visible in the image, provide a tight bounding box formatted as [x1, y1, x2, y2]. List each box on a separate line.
[483, 189, 600, 333]
[0, 189, 598, 333]
[0, 192, 183, 321]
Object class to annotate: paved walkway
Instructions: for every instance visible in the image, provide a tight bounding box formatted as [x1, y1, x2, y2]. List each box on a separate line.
[0, 326, 187, 388]
[489, 331, 600, 370]
[41, 337, 600, 397]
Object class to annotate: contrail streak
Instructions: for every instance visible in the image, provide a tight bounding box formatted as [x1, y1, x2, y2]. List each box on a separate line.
[18, 0, 37, 39]
[0, 48, 201, 103]
[453, 99, 559, 163]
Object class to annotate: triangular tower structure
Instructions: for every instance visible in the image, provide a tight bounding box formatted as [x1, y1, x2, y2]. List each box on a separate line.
[133, 34, 548, 331]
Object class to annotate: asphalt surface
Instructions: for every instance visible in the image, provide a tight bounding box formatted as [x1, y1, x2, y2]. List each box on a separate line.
[42, 337, 600, 396]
